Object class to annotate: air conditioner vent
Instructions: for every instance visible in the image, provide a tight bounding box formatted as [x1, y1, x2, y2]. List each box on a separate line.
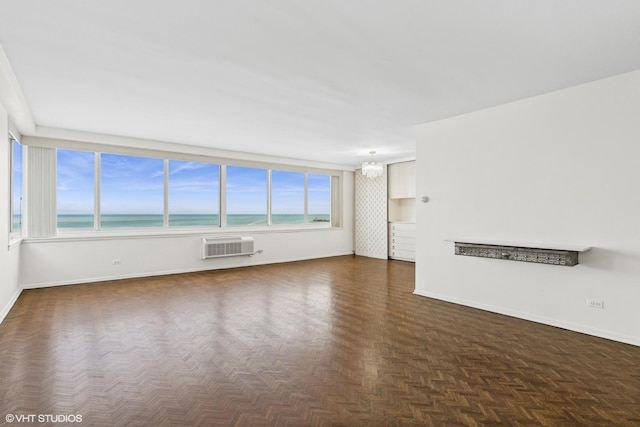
[201, 237, 254, 259]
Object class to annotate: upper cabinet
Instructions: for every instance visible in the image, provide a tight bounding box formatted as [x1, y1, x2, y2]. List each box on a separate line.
[387, 161, 416, 223]
[388, 161, 415, 199]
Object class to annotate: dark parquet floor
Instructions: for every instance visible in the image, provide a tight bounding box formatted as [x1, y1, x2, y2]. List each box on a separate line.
[1, 255, 639, 426]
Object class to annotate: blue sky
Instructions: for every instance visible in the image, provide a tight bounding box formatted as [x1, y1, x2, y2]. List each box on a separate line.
[226, 165, 267, 215]
[101, 153, 164, 214]
[169, 160, 219, 214]
[271, 170, 304, 215]
[12, 140, 23, 216]
[57, 149, 95, 214]
[57, 150, 331, 215]
[307, 174, 331, 215]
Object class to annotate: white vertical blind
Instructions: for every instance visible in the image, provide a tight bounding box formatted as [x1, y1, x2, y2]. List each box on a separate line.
[163, 159, 169, 227]
[303, 173, 309, 223]
[266, 169, 272, 226]
[219, 165, 227, 227]
[330, 175, 341, 228]
[27, 146, 56, 237]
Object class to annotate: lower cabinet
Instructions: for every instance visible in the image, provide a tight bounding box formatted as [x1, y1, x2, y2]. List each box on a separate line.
[389, 222, 415, 262]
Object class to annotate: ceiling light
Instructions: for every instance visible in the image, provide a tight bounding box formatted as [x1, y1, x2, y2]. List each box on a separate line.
[361, 151, 384, 179]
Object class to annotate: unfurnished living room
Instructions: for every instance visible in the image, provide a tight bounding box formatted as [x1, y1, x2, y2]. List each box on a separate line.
[1, 1, 639, 426]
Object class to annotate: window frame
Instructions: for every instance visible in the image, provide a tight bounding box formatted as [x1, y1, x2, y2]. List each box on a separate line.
[51, 146, 337, 235]
[9, 134, 23, 239]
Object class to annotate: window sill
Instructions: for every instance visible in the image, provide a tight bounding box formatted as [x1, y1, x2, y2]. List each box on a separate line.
[8, 236, 23, 249]
[24, 223, 339, 243]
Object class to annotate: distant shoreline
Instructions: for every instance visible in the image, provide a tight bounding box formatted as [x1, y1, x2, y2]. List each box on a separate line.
[52, 213, 330, 228]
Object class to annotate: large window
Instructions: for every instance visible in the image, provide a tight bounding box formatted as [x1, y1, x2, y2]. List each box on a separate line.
[100, 153, 164, 228]
[271, 170, 305, 224]
[226, 166, 268, 226]
[10, 137, 22, 234]
[57, 149, 95, 229]
[52, 148, 335, 231]
[168, 160, 220, 226]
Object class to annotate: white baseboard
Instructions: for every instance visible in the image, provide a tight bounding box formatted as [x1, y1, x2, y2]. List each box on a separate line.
[413, 289, 640, 348]
[21, 252, 354, 289]
[0, 288, 22, 325]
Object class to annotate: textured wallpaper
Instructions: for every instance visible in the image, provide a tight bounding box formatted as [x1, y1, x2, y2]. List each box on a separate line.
[355, 167, 388, 259]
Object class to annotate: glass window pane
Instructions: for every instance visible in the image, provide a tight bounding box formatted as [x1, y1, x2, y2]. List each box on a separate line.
[226, 165, 267, 226]
[271, 170, 304, 224]
[57, 149, 95, 229]
[168, 160, 219, 226]
[100, 153, 164, 228]
[11, 139, 22, 233]
[307, 174, 331, 223]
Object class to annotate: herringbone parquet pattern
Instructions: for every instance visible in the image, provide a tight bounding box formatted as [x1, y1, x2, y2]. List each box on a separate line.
[1, 256, 639, 426]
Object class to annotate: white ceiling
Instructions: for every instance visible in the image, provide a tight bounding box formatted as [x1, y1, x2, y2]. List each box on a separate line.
[1, 1, 639, 167]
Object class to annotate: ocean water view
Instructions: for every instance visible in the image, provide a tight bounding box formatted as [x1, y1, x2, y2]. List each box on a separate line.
[12, 214, 21, 232]
[56, 214, 330, 229]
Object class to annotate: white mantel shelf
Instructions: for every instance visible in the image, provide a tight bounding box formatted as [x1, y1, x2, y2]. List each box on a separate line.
[445, 239, 591, 252]
[445, 239, 590, 267]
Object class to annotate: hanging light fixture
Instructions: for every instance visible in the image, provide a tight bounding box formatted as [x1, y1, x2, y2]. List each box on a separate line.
[361, 151, 384, 179]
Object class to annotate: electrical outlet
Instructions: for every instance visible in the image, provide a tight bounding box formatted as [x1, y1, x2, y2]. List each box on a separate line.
[587, 299, 604, 309]
[112, 259, 121, 265]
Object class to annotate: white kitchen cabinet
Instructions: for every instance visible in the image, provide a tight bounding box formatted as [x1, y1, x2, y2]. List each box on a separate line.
[389, 222, 415, 262]
[388, 161, 415, 199]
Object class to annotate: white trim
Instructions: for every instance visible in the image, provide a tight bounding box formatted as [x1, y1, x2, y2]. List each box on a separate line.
[413, 289, 640, 347]
[8, 237, 22, 249]
[0, 43, 36, 135]
[385, 156, 416, 165]
[25, 224, 339, 243]
[21, 252, 354, 290]
[8, 121, 21, 142]
[445, 238, 591, 252]
[29, 128, 353, 172]
[0, 288, 22, 325]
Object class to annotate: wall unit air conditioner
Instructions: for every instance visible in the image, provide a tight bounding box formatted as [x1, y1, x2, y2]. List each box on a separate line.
[201, 236, 255, 259]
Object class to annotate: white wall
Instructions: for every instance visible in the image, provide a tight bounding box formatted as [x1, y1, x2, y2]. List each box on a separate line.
[0, 102, 22, 322]
[21, 172, 354, 288]
[415, 70, 640, 346]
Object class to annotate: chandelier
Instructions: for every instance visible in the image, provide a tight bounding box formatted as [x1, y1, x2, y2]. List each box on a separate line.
[361, 151, 384, 179]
